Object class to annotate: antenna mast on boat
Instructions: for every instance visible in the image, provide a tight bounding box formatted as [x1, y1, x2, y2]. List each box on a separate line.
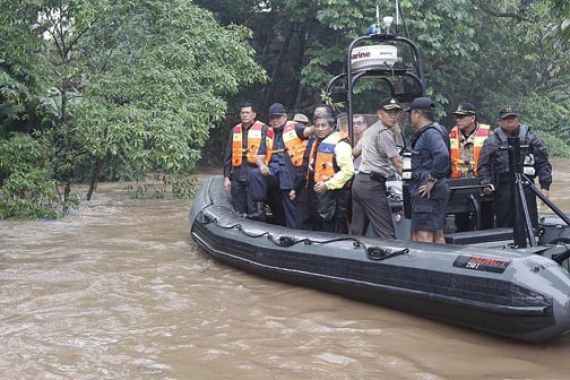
[395, 0, 410, 38]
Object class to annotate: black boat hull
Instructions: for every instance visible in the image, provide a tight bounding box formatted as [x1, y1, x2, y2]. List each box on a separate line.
[190, 176, 570, 342]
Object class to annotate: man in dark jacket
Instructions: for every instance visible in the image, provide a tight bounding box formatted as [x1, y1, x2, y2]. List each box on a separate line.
[249, 103, 314, 227]
[405, 97, 451, 243]
[477, 106, 552, 228]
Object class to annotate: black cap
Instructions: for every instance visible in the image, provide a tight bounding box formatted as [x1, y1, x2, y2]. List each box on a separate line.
[404, 97, 435, 112]
[268, 103, 286, 116]
[453, 102, 476, 116]
[378, 97, 402, 111]
[498, 105, 518, 119]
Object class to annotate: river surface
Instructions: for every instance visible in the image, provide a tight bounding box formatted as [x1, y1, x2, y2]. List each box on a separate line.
[2, 161, 570, 379]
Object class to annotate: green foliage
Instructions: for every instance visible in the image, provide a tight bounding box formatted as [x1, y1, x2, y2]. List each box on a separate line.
[519, 92, 570, 148]
[534, 131, 570, 158]
[542, 0, 570, 46]
[2, 0, 569, 216]
[192, 0, 569, 166]
[0, 0, 265, 217]
[0, 133, 66, 219]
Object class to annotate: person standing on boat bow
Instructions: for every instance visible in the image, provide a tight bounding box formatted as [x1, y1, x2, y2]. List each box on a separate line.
[477, 106, 552, 229]
[351, 97, 403, 239]
[306, 112, 354, 233]
[406, 97, 451, 243]
[449, 102, 492, 231]
[249, 103, 314, 227]
[223, 103, 270, 216]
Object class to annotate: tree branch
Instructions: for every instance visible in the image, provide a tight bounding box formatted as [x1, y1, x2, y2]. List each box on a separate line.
[472, 0, 526, 22]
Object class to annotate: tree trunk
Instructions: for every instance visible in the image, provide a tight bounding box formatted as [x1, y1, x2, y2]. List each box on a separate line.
[289, 25, 308, 110]
[86, 157, 102, 201]
[262, 24, 294, 113]
[63, 180, 71, 215]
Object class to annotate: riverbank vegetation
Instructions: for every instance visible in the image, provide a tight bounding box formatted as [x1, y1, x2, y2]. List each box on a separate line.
[0, 0, 265, 218]
[1, 0, 569, 218]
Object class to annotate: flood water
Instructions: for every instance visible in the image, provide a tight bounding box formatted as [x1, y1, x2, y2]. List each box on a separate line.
[2, 161, 570, 379]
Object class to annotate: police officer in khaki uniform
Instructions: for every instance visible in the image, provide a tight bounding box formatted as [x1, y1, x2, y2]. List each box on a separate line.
[351, 97, 403, 239]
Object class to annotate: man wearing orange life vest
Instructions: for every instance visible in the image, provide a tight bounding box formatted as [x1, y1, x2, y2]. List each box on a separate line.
[449, 102, 492, 231]
[249, 103, 314, 227]
[449, 102, 491, 180]
[308, 112, 354, 233]
[223, 103, 270, 216]
[290, 104, 336, 230]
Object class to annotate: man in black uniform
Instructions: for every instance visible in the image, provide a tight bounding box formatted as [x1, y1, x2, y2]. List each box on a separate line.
[222, 103, 266, 215]
[478, 106, 552, 228]
[249, 103, 313, 227]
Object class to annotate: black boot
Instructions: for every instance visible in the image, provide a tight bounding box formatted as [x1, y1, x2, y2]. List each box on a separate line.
[247, 202, 266, 222]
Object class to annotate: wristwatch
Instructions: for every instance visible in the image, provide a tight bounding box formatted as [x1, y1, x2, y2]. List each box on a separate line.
[426, 175, 437, 183]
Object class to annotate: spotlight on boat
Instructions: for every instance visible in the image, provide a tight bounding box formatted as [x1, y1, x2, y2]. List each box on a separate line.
[383, 16, 394, 33]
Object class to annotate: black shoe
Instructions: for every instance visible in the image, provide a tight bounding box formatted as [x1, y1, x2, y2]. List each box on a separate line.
[247, 202, 266, 222]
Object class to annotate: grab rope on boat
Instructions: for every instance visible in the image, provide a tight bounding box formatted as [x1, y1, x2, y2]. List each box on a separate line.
[199, 211, 367, 249]
[198, 211, 411, 260]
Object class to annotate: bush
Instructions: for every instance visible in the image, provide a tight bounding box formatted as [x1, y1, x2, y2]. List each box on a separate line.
[0, 133, 67, 219]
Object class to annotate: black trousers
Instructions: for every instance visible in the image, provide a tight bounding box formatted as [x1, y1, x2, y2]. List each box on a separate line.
[230, 180, 255, 215]
[249, 168, 296, 228]
[294, 186, 315, 230]
[313, 189, 349, 234]
[494, 180, 538, 229]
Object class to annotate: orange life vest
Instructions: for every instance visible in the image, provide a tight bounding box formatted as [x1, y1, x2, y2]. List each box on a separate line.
[231, 121, 271, 167]
[311, 132, 346, 183]
[282, 121, 307, 167]
[449, 123, 491, 179]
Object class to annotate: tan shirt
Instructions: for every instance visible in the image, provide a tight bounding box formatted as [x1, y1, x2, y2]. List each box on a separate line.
[359, 121, 399, 178]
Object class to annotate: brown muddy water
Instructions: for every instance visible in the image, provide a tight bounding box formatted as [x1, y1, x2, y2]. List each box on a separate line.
[2, 162, 570, 379]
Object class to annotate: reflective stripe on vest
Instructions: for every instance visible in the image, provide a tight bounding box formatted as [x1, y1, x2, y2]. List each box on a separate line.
[265, 128, 275, 164]
[283, 121, 307, 167]
[231, 121, 267, 167]
[312, 132, 345, 183]
[449, 123, 491, 179]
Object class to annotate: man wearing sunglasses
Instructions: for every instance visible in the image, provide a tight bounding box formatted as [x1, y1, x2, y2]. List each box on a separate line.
[477, 106, 552, 228]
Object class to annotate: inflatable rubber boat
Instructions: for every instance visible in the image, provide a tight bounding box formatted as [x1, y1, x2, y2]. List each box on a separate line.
[190, 175, 570, 343]
[190, 5, 570, 342]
